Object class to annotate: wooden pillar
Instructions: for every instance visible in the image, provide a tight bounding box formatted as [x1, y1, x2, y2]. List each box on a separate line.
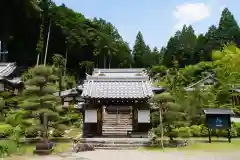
[132, 105, 138, 132]
[208, 128, 212, 143]
[97, 105, 103, 136]
[228, 129, 231, 143]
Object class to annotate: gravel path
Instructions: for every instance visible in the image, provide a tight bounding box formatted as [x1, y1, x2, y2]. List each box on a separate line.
[7, 150, 240, 160]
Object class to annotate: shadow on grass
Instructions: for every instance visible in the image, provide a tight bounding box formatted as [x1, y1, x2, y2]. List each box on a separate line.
[13, 142, 72, 156]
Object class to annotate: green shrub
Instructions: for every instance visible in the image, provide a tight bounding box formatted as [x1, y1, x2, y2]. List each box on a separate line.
[200, 125, 209, 137]
[24, 126, 39, 138]
[217, 128, 238, 138]
[169, 128, 179, 138]
[55, 124, 68, 131]
[73, 121, 82, 128]
[0, 124, 13, 138]
[0, 140, 18, 157]
[230, 128, 238, 138]
[152, 127, 161, 137]
[232, 122, 240, 136]
[190, 125, 201, 137]
[51, 129, 64, 137]
[177, 127, 192, 138]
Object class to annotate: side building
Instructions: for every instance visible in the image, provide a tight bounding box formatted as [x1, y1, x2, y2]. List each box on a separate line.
[0, 62, 23, 94]
[79, 68, 165, 138]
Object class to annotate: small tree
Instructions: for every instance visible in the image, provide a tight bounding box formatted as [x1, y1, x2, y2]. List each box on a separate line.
[19, 65, 60, 140]
[151, 92, 185, 144]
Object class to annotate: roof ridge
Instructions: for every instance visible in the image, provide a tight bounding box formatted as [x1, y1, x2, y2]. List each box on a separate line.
[86, 75, 150, 81]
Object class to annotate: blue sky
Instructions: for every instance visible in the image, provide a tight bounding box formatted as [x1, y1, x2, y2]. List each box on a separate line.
[53, 0, 239, 50]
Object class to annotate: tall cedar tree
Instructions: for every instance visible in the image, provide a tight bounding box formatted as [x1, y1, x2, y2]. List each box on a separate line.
[132, 31, 147, 68]
[218, 8, 240, 47]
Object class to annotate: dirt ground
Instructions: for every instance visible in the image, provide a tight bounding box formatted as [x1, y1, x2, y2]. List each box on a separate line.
[5, 150, 240, 160]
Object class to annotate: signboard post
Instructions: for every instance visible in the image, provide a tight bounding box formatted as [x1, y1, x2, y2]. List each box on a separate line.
[203, 108, 234, 143]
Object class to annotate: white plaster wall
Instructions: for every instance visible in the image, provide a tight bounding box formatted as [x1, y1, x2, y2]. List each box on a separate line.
[138, 110, 150, 123]
[85, 109, 97, 123]
[0, 83, 4, 91]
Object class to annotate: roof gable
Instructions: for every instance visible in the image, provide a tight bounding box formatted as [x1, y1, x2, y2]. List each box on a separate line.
[185, 74, 218, 91]
[82, 68, 153, 99]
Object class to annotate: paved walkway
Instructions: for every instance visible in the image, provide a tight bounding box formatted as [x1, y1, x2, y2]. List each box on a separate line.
[7, 150, 240, 160]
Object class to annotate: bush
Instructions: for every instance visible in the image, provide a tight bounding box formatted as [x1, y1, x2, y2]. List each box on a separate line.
[0, 140, 18, 157]
[169, 128, 179, 138]
[0, 124, 13, 138]
[190, 125, 202, 137]
[24, 126, 39, 138]
[232, 122, 240, 136]
[177, 127, 192, 138]
[200, 125, 209, 137]
[51, 129, 64, 137]
[152, 127, 161, 137]
[56, 124, 68, 131]
[217, 128, 238, 138]
[73, 121, 82, 128]
[230, 128, 238, 138]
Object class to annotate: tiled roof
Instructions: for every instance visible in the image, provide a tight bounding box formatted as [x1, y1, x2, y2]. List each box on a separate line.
[0, 63, 17, 78]
[54, 88, 79, 97]
[203, 108, 235, 115]
[93, 68, 145, 74]
[81, 76, 153, 99]
[5, 77, 22, 85]
[92, 68, 147, 78]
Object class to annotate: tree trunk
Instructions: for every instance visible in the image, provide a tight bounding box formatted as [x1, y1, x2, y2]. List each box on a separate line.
[43, 113, 48, 140]
[36, 53, 40, 66]
[108, 53, 112, 69]
[103, 52, 106, 68]
[43, 20, 51, 66]
[64, 46, 68, 77]
[159, 106, 164, 150]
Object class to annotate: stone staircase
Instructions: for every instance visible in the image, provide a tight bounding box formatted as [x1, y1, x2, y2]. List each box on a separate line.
[78, 138, 152, 150]
[102, 110, 132, 137]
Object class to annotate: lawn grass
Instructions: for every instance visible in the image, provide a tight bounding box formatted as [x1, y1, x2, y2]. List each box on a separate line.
[139, 138, 240, 152]
[65, 127, 81, 138]
[181, 140, 240, 151]
[8, 142, 72, 157]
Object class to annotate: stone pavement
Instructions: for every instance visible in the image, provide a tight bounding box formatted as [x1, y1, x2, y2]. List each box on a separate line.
[7, 150, 240, 160]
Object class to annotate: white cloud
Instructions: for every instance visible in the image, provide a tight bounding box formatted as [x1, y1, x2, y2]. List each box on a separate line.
[173, 2, 211, 29]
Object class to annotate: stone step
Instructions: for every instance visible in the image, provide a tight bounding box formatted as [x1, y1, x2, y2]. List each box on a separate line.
[104, 115, 130, 117]
[103, 121, 131, 123]
[103, 115, 131, 118]
[78, 138, 151, 144]
[102, 126, 132, 130]
[103, 115, 132, 118]
[102, 129, 132, 132]
[103, 121, 132, 126]
[102, 127, 132, 130]
[88, 143, 149, 149]
[104, 115, 131, 117]
[103, 118, 131, 120]
[92, 143, 149, 147]
[102, 130, 128, 134]
[102, 125, 132, 127]
[102, 133, 128, 136]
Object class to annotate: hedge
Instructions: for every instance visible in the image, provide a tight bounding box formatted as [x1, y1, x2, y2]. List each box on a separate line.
[0, 124, 13, 138]
[153, 122, 240, 138]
